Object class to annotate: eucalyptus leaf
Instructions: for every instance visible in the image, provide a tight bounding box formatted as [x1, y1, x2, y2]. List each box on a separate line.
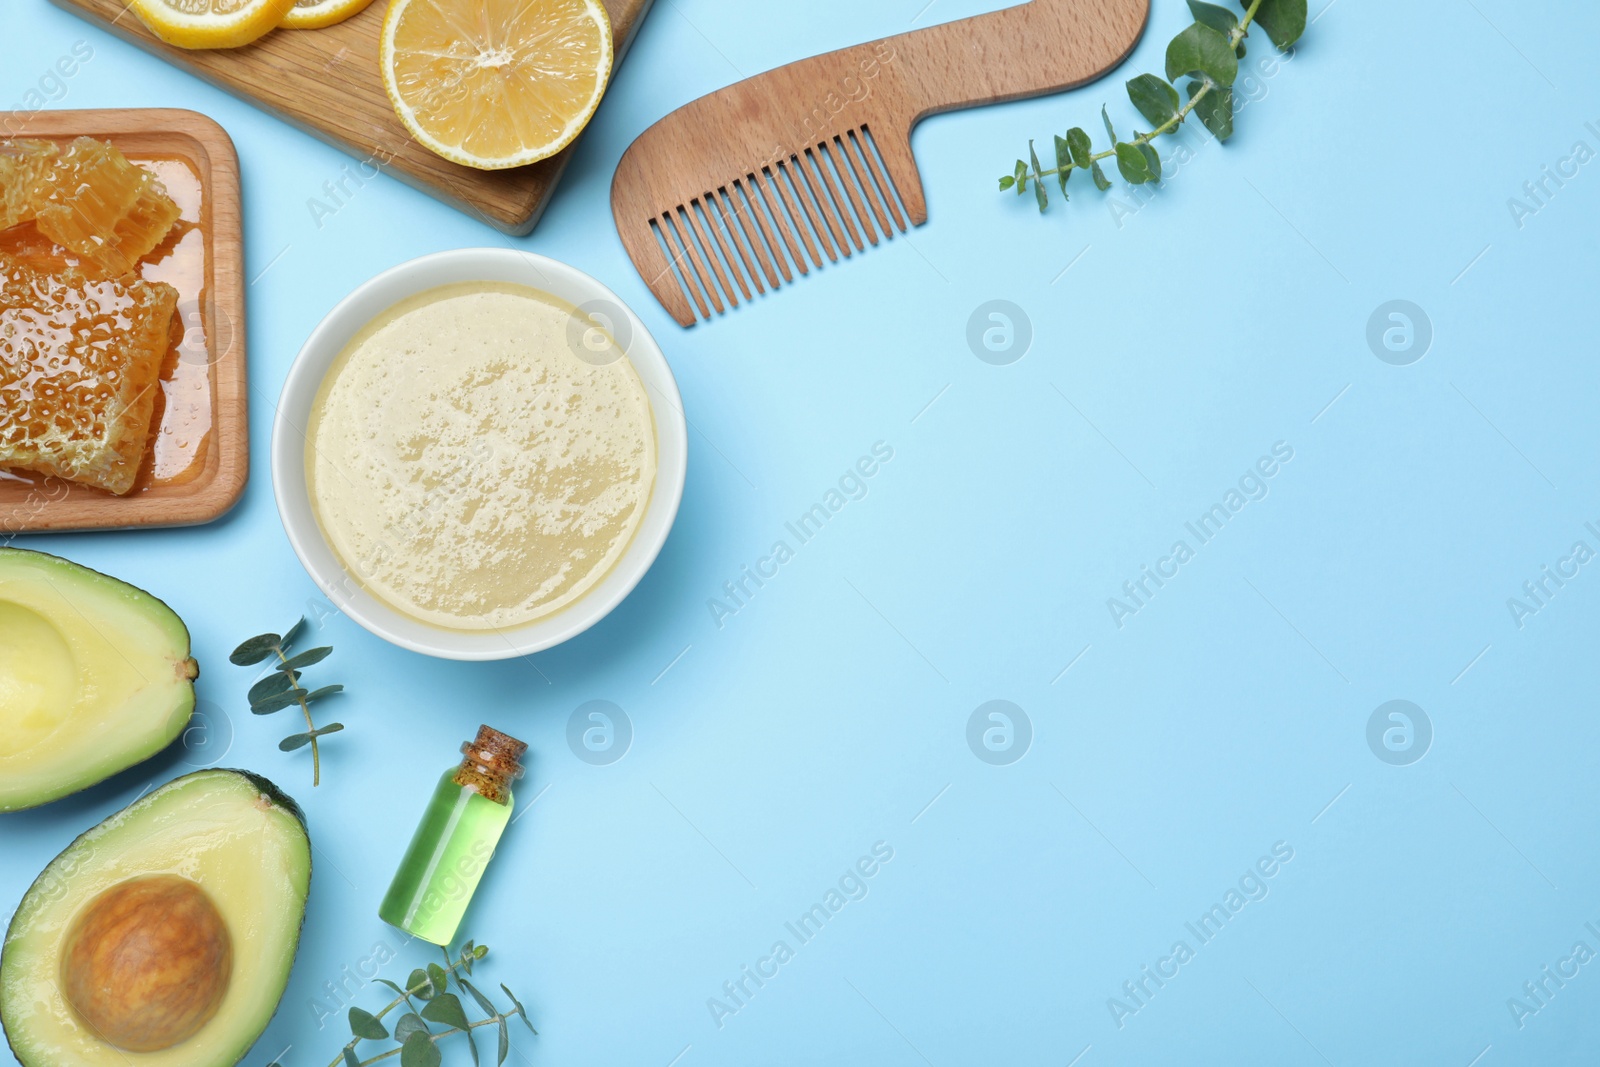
[1052, 135, 1073, 194]
[394, 1013, 431, 1043]
[427, 964, 451, 999]
[305, 684, 345, 703]
[1028, 140, 1047, 212]
[421, 993, 471, 1032]
[1066, 127, 1092, 169]
[1114, 142, 1153, 184]
[1090, 161, 1112, 191]
[281, 646, 334, 671]
[312, 723, 346, 738]
[400, 1031, 441, 1067]
[1189, 82, 1234, 140]
[1187, 0, 1237, 33]
[501, 986, 537, 1034]
[1100, 104, 1117, 144]
[252, 690, 301, 715]
[248, 671, 298, 705]
[1248, 0, 1307, 49]
[460, 978, 497, 1017]
[1012, 159, 1028, 194]
[348, 1006, 389, 1041]
[460, 941, 476, 974]
[497, 1016, 509, 1067]
[279, 733, 314, 752]
[229, 634, 280, 666]
[1125, 74, 1180, 129]
[1165, 22, 1238, 87]
[1138, 142, 1162, 181]
[281, 617, 308, 650]
[998, 175, 1016, 190]
[343, 1048, 361, 1067]
[408, 968, 436, 1001]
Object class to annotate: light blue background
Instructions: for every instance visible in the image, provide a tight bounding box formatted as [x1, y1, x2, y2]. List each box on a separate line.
[4, 1, 1599, 1064]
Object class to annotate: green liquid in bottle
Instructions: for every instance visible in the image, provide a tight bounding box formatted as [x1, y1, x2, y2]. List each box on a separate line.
[379, 726, 526, 946]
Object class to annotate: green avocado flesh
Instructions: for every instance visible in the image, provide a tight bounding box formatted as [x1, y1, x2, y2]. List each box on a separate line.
[1, 769, 312, 1067]
[0, 548, 199, 812]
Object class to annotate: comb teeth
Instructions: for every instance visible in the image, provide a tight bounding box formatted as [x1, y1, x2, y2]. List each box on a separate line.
[646, 125, 913, 324]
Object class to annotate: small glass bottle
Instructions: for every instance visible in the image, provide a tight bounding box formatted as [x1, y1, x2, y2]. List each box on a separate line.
[379, 725, 527, 946]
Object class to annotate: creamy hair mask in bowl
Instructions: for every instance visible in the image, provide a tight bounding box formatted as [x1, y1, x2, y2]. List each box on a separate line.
[273, 250, 688, 661]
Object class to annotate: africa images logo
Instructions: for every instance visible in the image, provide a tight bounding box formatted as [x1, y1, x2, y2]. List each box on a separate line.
[966, 701, 1032, 766]
[707, 442, 894, 629]
[566, 700, 632, 766]
[966, 300, 1032, 365]
[706, 842, 895, 1030]
[1107, 842, 1295, 1029]
[1366, 701, 1431, 766]
[1106, 442, 1294, 628]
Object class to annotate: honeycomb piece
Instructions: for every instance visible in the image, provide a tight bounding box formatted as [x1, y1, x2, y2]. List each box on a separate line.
[0, 140, 59, 230]
[0, 221, 76, 275]
[0, 253, 178, 495]
[32, 137, 180, 278]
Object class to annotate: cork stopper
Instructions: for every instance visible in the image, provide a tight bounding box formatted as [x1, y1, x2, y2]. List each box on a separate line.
[453, 725, 527, 805]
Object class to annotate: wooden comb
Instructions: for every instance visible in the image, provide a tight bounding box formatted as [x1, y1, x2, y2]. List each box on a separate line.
[611, 0, 1150, 327]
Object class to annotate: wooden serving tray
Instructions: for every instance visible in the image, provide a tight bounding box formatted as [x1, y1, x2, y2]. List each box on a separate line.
[50, 0, 655, 235]
[0, 108, 246, 533]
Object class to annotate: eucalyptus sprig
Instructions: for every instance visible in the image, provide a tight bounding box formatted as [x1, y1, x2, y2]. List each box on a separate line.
[999, 0, 1308, 212]
[267, 940, 535, 1067]
[231, 617, 345, 787]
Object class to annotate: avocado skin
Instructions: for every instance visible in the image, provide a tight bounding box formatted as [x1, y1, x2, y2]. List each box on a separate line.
[227, 768, 310, 835]
[0, 769, 311, 1067]
[0, 547, 200, 812]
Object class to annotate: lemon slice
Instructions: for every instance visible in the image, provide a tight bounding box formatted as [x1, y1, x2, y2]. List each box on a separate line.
[381, 0, 613, 171]
[129, 0, 298, 48]
[280, 0, 376, 28]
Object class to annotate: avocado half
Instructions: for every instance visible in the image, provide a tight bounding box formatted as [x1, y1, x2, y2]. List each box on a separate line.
[0, 769, 312, 1067]
[0, 547, 200, 812]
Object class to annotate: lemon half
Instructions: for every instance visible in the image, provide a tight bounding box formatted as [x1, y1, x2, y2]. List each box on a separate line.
[130, 0, 298, 48]
[380, 0, 613, 171]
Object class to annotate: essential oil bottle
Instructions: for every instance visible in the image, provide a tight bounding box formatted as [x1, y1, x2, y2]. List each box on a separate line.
[379, 725, 527, 945]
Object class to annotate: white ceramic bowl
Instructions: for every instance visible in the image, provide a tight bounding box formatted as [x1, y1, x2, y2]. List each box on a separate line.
[272, 248, 687, 661]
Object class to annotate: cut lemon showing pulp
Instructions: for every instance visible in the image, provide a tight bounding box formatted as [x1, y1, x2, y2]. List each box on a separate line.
[280, 0, 376, 28]
[381, 0, 613, 170]
[129, 0, 298, 48]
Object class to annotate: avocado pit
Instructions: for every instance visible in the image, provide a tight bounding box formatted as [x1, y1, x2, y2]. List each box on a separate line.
[60, 874, 233, 1052]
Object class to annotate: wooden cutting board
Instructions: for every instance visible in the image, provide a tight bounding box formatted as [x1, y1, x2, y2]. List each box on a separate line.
[49, 0, 654, 235]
